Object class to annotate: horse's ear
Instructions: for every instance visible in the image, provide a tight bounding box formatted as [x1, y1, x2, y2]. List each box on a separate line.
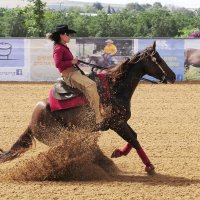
[153, 41, 156, 51]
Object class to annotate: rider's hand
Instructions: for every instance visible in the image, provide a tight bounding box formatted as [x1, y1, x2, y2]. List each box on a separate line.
[71, 58, 78, 65]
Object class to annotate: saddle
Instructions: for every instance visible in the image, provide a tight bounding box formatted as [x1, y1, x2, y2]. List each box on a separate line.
[52, 78, 83, 100]
[49, 73, 110, 112]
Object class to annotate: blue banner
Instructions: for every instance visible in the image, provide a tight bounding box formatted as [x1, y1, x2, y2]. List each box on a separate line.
[0, 39, 24, 68]
[138, 39, 184, 81]
[0, 39, 28, 81]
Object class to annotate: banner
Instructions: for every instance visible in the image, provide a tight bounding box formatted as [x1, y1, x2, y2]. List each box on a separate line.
[0, 38, 29, 81]
[76, 38, 134, 73]
[1, 37, 200, 82]
[30, 39, 78, 81]
[136, 39, 184, 81]
[30, 39, 58, 81]
[184, 39, 200, 80]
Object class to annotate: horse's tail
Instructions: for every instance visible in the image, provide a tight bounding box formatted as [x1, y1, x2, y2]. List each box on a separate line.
[0, 126, 34, 163]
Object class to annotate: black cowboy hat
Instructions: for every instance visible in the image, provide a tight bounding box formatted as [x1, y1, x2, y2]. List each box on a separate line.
[53, 24, 76, 34]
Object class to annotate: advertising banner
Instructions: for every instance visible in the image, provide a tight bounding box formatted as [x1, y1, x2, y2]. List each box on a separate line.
[1, 38, 199, 82]
[30, 39, 77, 81]
[30, 39, 59, 81]
[0, 38, 29, 81]
[136, 39, 184, 81]
[76, 38, 134, 73]
[184, 39, 200, 80]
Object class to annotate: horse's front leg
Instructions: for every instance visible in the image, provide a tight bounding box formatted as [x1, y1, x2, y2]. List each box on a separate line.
[111, 123, 155, 174]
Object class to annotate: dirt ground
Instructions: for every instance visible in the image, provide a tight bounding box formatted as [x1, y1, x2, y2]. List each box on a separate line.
[0, 82, 200, 200]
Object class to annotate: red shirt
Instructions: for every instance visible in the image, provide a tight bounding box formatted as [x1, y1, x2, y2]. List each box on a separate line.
[53, 43, 74, 73]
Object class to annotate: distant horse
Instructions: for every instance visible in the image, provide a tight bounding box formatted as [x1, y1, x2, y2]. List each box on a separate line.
[0, 42, 175, 175]
[185, 48, 200, 69]
[88, 54, 114, 67]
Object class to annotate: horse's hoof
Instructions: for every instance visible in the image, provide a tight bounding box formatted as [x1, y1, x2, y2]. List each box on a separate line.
[111, 149, 123, 158]
[145, 164, 155, 175]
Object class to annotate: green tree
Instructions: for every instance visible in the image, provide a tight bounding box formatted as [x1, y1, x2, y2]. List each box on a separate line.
[108, 10, 136, 37]
[44, 9, 68, 34]
[24, 0, 46, 37]
[150, 10, 178, 37]
[67, 11, 90, 36]
[125, 3, 145, 11]
[1, 2, 200, 38]
[172, 9, 196, 37]
[87, 10, 110, 37]
[0, 8, 27, 37]
[93, 2, 104, 10]
[83, 5, 97, 13]
[152, 2, 162, 8]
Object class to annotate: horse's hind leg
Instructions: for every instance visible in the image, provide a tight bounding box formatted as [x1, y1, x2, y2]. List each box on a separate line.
[111, 123, 155, 174]
[0, 126, 33, 163]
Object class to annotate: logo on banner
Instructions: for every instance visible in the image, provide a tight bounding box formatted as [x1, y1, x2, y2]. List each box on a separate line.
[156, 40, 170, 50]
[16, 69, 23, 75]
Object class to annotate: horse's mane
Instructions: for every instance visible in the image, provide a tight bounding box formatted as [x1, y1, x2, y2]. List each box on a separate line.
[108, 45, 154, 81]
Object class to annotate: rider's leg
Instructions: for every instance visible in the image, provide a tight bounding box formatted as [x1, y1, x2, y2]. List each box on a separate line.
[107, 54, 112, 65]
[63, 70, 105, 124]
[102, 54, 110, 65]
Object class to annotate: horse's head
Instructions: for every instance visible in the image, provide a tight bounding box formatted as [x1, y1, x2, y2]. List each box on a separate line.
[108, 41, 176, 84]
[131, 41, 176, 83]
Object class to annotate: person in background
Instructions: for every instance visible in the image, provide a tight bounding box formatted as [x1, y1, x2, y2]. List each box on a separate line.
[103, 39, 117, 65]
[47, 24, 106, 124]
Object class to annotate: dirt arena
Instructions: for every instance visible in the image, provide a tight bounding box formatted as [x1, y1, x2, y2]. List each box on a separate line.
[0, 82, 200, 200]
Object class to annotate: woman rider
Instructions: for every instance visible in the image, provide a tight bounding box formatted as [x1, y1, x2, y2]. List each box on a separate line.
[47, 24, 106, 124]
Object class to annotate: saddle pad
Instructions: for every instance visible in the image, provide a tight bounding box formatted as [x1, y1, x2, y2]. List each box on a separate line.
[97, 73, 110, 99]
[49, 89, 88, 112]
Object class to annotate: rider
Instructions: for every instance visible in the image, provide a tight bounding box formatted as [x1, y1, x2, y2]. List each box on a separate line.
[47, 24, 106, 124]
[103, 39, 117, 65]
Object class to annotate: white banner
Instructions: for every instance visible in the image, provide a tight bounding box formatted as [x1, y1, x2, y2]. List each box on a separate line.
[29, 39, 79, 81]
[30, 39, 59, 81]
[0, 38, 30, 81]
[1, 37, 200, 82]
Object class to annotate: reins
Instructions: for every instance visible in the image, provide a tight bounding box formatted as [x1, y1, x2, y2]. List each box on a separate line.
[78, 60, 159, 84]
[78, 60, 110, 70]
[77, 49, 167, 85]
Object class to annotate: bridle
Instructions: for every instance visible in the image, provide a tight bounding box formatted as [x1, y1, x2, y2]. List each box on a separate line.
[150, 51, 167, 83]
[127, 49, 168, 84]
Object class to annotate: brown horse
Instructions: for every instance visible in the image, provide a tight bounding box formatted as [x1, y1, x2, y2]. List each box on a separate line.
[0, 42, 176, 174]
[185, 48, 200, 69]
[88, 54, 112, 67]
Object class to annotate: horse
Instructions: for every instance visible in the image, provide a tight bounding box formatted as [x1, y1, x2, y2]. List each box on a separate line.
[185, 48, 200, 69]
[88, 54, 114, 67]
[0, 41, 176, 175]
